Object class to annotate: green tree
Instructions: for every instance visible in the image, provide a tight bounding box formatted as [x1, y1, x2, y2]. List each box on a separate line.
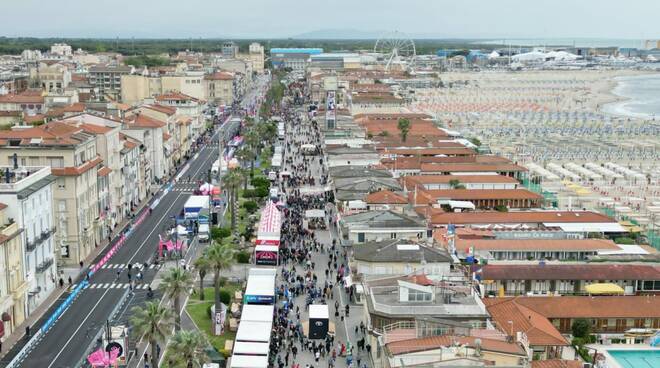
[259, 146, 273, 169]
[235, 148, 256, 189]
[169, 330, 209, 368]
[159, 267, 194, 332]
[397, 118, 411, 142]
[193, 257, 210, 301]
[572, 318, 591, 338]
[130, 301, 173, 368]
[449, 179, 461, 189]
[204, 242, 236, 310]
[223, 168, 243, 235]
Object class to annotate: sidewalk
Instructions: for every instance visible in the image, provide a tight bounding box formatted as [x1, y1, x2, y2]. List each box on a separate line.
[0, 194, 153, 361]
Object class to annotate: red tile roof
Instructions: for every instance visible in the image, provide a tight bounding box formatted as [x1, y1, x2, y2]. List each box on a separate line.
[143, 104, 177, 116]
[491, 296, 660, 319]
[0, 121, 91, 146]
[0, 90, 44, 104]
[205, 71, 234, 80]
[531, 360, 583, 368]
[78, 123, 112, 134]
[125, 113, 166, 128]
[386, 335, 526, 356]
[484, 298, 568, 346]
[51, 156, 103, 176]
[97, 166, 112, 177]
[155, 91, 202, 103]
[364, 190, 408, 204]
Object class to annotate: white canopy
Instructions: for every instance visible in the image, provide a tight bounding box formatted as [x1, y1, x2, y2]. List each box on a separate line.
[305, 209, 326, 218]
[233, 342, 270, 356]
[229, 355, 268, 368]
[543, 222, 627, 233]
[235, 321, 272, 342]
[241, 305, 274, 323]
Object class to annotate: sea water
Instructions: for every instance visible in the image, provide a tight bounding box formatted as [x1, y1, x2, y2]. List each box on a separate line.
[603, 74, 660, 119]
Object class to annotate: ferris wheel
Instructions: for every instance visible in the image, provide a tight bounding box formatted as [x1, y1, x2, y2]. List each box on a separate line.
[374, 31, 416, 71]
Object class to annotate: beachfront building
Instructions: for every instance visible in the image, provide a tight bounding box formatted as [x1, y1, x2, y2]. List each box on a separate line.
[410, 188, 544, 209]
[270, 48, 323, 70]
[0, 166, 58, 316]
[485, 296, 660, 347]
[352, 239, 452, 277]
[383, 335, 529, 368]
[340, 210, 428, 244]
[401, 174, 520, 191]
[452, 238, 622, 261]
[477, 264, 660, 296]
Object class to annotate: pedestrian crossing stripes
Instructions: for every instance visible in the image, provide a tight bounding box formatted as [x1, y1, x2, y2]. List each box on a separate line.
[172, 185, 197, 192]
[71, 282, 152, 290]
[98, 263, 157, 270]
[85, 283, 152, 290]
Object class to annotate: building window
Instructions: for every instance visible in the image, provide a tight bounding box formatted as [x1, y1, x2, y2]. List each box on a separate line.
[407, 288, 432, 302]
[390, 233, 397, 239]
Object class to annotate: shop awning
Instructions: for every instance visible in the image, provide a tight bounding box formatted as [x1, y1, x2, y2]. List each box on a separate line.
[585, 283, 624, 295]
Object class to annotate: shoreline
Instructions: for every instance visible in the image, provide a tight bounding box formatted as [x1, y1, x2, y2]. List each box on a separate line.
[599, 72, 660, 120]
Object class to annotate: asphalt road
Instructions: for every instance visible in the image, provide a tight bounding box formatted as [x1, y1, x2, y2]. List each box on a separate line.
[15, 120, 232, 368]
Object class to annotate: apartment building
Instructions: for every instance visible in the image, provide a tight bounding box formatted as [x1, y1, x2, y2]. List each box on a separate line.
[89, 64, 132, 101]
[119, 134, 143, 216]
[120, 71, 205, 105]
[0, 202, 28, 341]
[0, 122, 101, 266]
[204, 71, 234, 106]
[122, 112, 167, 185]
[154, 92, 205, 139]
[477, 264, 660, 296]
[28, 62, 72, 93]
[0, 90, 46, 115]
[0, 166, 57, 315]
[248, 42, 265, 73]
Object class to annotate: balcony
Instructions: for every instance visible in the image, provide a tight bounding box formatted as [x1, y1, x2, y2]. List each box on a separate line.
[40, 229, 51, 241]
[26, 240, 37, 252]
[36, 258, 54, 273]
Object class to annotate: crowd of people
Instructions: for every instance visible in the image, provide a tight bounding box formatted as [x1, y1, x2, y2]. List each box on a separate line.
[265, 90, 367, 368]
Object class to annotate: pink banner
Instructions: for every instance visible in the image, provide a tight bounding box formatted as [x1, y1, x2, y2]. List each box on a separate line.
[87, 346, 119, 367]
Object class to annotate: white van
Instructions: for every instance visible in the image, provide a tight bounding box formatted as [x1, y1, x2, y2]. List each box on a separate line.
[269, 187, 279, 200]
[198, 224, 210, 242]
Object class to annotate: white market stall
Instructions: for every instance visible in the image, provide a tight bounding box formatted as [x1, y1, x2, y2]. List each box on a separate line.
[229, 355, 268, 368]
[235, 321, 272, 343]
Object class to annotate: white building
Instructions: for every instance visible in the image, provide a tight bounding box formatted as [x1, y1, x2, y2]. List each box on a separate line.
[0, 165, 57, 316]
[50, 43, 72, 57]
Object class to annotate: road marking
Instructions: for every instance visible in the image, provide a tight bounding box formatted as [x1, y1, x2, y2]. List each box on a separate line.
[123, 284, 130, 289]
[46, 193, 184, 368]
[101, 264, 108, 269]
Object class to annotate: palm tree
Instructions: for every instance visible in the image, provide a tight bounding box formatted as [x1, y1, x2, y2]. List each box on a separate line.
[193, 257, 210, 301]
[160, 267, 194, 332]
[223, 168, 243, 235]
[169, 330, 209, 368]
[205, 241, 236, 310]
[130, 301, 172, 368]
[397, 118, 411, 142]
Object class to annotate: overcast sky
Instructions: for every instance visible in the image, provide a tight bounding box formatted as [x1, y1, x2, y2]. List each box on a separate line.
[2, 0, 658, 39]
